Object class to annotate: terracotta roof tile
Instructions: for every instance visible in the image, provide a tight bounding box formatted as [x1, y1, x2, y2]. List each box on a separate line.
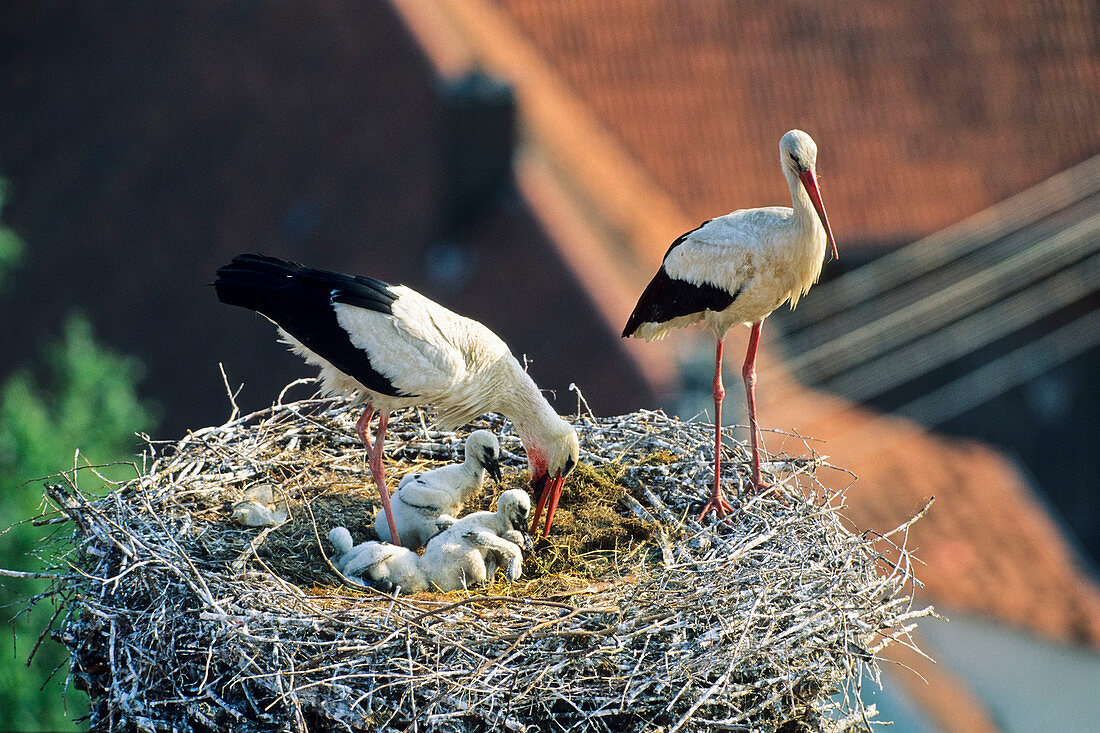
[489, 0, 1100, 253]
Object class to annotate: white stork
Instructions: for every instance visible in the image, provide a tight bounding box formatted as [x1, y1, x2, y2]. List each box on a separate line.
[622, 130, 837, 520]
[215, 254, 579, 546]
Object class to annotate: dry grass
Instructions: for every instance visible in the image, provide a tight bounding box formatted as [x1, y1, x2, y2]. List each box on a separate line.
[22, 381, 934, 732]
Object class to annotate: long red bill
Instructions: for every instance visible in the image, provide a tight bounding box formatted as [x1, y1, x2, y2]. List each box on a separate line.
[529, 473, 551, 534]
[538, 474, 567, 537]
[798, 169, 838, 260]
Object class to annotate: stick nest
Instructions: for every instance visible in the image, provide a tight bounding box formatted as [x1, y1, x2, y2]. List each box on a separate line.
[35, 382, 933, 732]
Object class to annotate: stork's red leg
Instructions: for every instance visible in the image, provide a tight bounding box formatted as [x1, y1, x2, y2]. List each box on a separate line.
[355, 404, 375, 451]
[698, 337, 735, 521]
[742, 321, 766, 492]
[363, 406, 402, 547]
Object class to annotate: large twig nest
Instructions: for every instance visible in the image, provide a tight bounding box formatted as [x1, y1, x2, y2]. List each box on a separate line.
[37, 381, 932, 732]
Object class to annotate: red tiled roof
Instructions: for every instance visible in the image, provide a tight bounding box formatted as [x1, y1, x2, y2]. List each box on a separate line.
[489, 0, 1100, 254]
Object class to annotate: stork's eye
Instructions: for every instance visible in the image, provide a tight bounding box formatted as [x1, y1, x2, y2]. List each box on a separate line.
[789, 153, 802, 169]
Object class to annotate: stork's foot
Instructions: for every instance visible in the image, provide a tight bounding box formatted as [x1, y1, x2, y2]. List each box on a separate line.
[746, 479, 792, 507]
[696, 488, 736, 522]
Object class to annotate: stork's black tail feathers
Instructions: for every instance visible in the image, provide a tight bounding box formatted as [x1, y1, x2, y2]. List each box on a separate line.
[215, 253, 398, 317]
[213, 253, 305, 313]
[214, 253, 405, 398]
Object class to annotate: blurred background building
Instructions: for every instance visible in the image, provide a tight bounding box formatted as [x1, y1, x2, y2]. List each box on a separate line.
[0, 1, 1097, 731]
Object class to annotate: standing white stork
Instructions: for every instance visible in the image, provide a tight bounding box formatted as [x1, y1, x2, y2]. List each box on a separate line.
[622, 130, 837, 520]
[215, 254, 579, 546]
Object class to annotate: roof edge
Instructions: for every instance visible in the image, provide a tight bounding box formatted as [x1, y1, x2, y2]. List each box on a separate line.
[387, 0, 686, 397]
[515, 151, 682, 392]
[411, 0, 694, 264]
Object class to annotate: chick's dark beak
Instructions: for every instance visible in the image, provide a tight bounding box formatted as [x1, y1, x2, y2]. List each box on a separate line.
[485, 454, 502, 482]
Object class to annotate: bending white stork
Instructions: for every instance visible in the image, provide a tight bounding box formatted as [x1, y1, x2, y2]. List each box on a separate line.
[622, 130, 837, 520]
[215, 254, 579, 546]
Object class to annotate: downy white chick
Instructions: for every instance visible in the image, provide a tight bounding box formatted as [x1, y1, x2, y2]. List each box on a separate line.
[328, 526, 428, 594]
[374, 430, 501, 549]
[421, 489, 532, 592]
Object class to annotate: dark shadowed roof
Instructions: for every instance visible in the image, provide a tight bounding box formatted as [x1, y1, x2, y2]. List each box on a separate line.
[0, 0, 656, 437]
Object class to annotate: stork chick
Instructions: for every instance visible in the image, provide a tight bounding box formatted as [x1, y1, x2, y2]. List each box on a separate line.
[373, 430, 502, 550]
[421, 489, 532, 591]
[327, 527, 428, 594]
[215, 254, 579, 547]
[623, 130, 837, 520]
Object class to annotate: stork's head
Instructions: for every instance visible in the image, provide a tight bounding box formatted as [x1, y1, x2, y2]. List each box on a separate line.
[465, 429, 502, 482]
[527, 419, 580, 506]
[780, 129, 838, 260]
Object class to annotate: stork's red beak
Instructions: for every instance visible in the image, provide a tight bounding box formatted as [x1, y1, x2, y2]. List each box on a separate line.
[798, 169, 838, 260]
[529, 472, 567, 537]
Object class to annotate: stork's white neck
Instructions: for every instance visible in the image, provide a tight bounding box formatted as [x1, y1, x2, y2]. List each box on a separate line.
[486, 358, 580, 479]
[781, 165, 828, 303]
[496, 360, 561, 438]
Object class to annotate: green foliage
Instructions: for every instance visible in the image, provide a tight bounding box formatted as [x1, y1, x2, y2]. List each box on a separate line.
[0, 178, 24, 288]
[0, 316, 156, 481]
[0, 315, 157, 731]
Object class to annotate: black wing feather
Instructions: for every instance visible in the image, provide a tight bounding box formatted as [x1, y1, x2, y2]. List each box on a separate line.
[214, 253, 408, 397]
[622, 220, 741, 337]
[622, 269, 739, 337]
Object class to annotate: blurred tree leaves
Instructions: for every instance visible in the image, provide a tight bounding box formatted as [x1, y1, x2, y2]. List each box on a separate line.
[0, 178, 24, 288]
[0, 315, 156, 482]
[0, 178, 157, 731]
